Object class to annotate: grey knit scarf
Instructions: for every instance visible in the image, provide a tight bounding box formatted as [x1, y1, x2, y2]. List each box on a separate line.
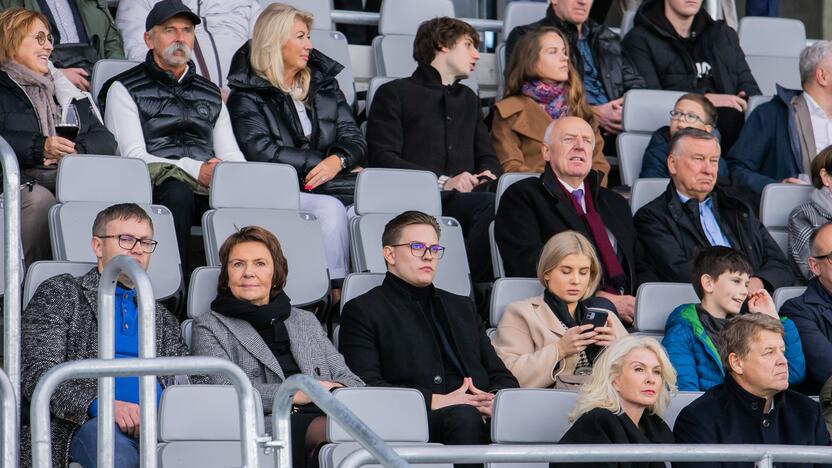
[811, 186, 832, 218]
[0, 61, 60, 137]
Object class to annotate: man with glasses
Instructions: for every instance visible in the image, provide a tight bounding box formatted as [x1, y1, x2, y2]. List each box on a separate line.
[781, 223, 832, 394]
[21, 203, 198, 468]
[340, 211, 518, 458]
[634, 127, 792, 291]
[726, 40, 832, 194]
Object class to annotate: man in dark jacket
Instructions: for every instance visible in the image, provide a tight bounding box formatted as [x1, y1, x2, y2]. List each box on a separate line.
[101, 0, 245, 271]
[495, 116, 638, 325]
[622, 0, 760, 153]
[340, 211, 519, 459]
[725, 41, 832, 194]
[674, 314, 831, 468]
[781, 223, 832, 394]
[634, 128, 793, 291]
[506, 0, 645, 135]
[367, 17, 501, 283]
[20, 203, 198, 468]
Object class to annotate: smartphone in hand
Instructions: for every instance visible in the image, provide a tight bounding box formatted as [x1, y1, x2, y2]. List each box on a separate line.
[583, 310, 608, 329]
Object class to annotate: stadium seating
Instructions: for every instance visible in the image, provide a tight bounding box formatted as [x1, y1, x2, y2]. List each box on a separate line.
[276, 0, 334, 30]
[311, 30, 358, 107]
[746, 95, 773, 120]
[23, 261, 95, 308]
[633, 282, 699, 337]
[90, 59, 141, 104]
[738, 17, 806, 95]
[774, 286, 808, 313]
[490, 172, 538, 278]
[490, 277, 544, 328]
[665, 392, 704, 429]
[760, 183, 813, 255]
[630, 178, 669, 215]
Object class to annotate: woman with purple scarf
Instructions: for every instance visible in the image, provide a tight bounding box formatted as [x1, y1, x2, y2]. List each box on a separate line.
[492, 26, 609, 186]
[0, 7, 116, 265]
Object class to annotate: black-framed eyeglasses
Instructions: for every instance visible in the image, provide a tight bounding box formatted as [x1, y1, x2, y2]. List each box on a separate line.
[390, 242, 445, 259]
[30, 31, 54, 46]
[96, 234, 158, 253]
[669, 110, 707, 125]
[813, 252, 832, 264]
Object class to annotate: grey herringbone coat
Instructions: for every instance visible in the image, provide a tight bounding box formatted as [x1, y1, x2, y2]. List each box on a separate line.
[191, 308, 364, 412]
[20, 268, 195, 468]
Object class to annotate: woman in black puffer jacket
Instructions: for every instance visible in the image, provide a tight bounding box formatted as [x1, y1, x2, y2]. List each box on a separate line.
[227, 2, 366, 290]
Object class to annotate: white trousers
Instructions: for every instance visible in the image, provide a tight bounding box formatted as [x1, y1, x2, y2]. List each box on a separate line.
[299, 192, 350, 281]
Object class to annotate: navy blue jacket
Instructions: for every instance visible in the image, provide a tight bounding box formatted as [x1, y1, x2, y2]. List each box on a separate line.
[673, 375, 831, 468]
[781, 277, 832, 394]
[639, 126, 729, 179]
[725, 86, 803, 193]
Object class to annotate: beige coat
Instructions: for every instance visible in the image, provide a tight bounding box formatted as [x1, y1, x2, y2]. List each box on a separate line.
[491, 95, 610, 187]
[491, 295, 628, 388]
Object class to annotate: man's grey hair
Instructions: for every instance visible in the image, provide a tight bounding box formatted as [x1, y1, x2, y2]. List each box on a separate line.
[543, 120, 557, 145]
[668, 127, 721, 157]
[800, 40, 832, 86]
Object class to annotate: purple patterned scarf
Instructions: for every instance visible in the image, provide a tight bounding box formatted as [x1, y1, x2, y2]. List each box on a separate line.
[521, 80, 570, 120]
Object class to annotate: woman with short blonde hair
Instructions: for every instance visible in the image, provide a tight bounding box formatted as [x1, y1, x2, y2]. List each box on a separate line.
[555, 336, 676, 468]
[492, 231, 627, 388]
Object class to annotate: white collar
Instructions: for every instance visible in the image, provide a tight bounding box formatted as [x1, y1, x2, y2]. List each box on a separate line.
[558, 178, 585, 193]
[804, 91, 831, 119]
[176, 65, 190, 84]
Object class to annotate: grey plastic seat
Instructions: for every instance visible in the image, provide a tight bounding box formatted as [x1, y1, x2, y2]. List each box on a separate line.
[634, 282, 699, 334]
[372, 35, 479, 93]
[622, 89, 686, 134]
[617, 132, 652, 187]
[496, 42, 507, 99]
[739, 17, 805, 95]
[340, 273, 385, 313]
[354, 168, 442, 216]
[746, 95, 773, 121]
[495, 172, 538, 213]
[664, 391, 703, 429]
[502, 1, 548, 40]
[311, 29, 356, 107]
[56, 155, 151, 203]
[180, 266, 221, 347]
[487, 388, 579, 468]
[490, 277, 544, 328]
[23, 261, 96, 308]
[774, 286, 807, 313]
[760, 183, 813, 255]
[157, 385, 273, 468]
[378, 0, 455, 36]
[366, 76, 396, 114]
[272, 0, 333, 30]
[91, 59, 141, 104]
[630, 178, 669, 215]
[209, 162, 299, 210]
[204, 208, 330, 306]
[50, 202, 182, 299]
[620, 10, 636, 37]
[350, 213, 471, 297]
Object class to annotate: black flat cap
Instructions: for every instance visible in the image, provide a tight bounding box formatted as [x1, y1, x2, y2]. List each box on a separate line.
[145, 0, 201, 31]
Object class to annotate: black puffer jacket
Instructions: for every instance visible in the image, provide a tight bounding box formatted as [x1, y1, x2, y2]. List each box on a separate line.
[622, 0, 760, 96]
[226, 42, 365, 176]
[101, 51, 222, 163]
[505, 7, 645, 102]
[0, 70, 117, 172]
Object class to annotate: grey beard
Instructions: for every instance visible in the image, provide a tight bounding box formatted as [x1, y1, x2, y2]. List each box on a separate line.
[162, 42, 192, 66]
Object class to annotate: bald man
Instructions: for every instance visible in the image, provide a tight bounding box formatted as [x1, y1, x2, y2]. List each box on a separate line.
[494, 116, 640, 324]
[781, 223, 832, 393]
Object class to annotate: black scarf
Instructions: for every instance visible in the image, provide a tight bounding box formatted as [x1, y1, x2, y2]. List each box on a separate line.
[544, 289, 584, 328]
[211, 288, 301, 376]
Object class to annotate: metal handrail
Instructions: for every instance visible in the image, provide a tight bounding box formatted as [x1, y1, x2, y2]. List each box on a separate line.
[96, 255, 157, 468]
[340, 443, 832, 468]
[0, 136, 22, 445]
[0, 369, 17, 468]
[265, 374, 408, 468]
[30, 356, 261, 468]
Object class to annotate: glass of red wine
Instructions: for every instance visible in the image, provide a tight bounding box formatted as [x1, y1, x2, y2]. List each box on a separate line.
[55, 104, 79, 141]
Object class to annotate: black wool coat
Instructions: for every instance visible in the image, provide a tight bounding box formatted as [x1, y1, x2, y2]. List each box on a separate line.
[339, 273, 518, 409]
[366, 63, 501, 178]
[553, 408, 674, 468]
[226, 42, 366, 177]
[673, 375, 832, 468]
[633, 181, 793, 290]
[494, 165, 642, 294]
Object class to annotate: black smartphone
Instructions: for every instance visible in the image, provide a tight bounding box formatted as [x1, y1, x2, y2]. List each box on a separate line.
[583, 310, 608, 329]
[477, 174, 493, 183]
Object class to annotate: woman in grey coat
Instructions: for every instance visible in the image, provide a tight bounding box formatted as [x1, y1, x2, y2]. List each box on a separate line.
[789, 146, 832, 280]
[191, 226, 363, 468]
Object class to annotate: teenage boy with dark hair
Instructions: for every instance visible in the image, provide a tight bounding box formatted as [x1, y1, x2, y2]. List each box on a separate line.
[366, 17, 501, 283]
[662, 246, 805, 391]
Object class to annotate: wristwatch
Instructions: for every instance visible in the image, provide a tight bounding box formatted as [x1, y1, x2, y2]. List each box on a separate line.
[338, 155, 348, 170]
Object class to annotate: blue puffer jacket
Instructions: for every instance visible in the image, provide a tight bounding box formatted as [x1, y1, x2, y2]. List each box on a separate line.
[662, 303, 806, 391]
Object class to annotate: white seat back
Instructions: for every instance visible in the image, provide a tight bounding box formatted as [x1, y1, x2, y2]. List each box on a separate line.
[617, 132, 653, 187]
[378, 0, 455, 35]
[491, 389, 578, 443]
[366, 76, 396, 114]
[266, 0, 333, 30]
[630, 178, 669, 215]
[340, 273, 385, 313]
[746, 95, 773, 120]
[490, 278, 544, 327]
[634, 282, 699, 333]
[664, 392, 703, 429]
[210, 162, 299, 210]
[328, 387, 429, 442]
[311, 29, 356, 106]
[502, 1, 548, 40]
[495, 172, 538, 213]
[760, 183, 813, 256]
[774, 286, 807, 313]
[24, 261, 96, 308]
[622, 90, 686, 133]
[354, 168, 442, 217]
[91, 59, 141, 104]
[739, 17, 806, 95]
[56, 155, 151, 203]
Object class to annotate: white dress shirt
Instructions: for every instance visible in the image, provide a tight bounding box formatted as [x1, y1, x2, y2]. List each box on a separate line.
[803, 91, 832, 154]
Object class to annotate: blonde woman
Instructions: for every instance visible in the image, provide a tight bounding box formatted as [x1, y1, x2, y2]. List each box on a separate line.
[227, 3, 365, 294]
[555, 336, 676, 468]
[492, 231, 627, 388]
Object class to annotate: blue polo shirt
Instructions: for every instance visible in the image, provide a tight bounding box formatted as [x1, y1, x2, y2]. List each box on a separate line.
[88, 285, 163, 417]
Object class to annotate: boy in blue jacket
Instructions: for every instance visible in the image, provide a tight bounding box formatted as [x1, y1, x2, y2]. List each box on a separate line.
[663, 246, 805, 391]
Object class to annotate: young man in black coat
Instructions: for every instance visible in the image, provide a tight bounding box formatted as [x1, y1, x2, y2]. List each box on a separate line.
[622, 0, 760, 153]
[495, 116, 639, 325]
[634, 128, 793, 292]
[506, 0, 645, 136]
[673, 314, 831, 468]
[366, 17, 500, 283]
[340, 211, 519, 460]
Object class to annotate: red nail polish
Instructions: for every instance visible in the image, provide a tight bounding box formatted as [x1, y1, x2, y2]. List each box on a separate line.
[304, 184, 312, 191]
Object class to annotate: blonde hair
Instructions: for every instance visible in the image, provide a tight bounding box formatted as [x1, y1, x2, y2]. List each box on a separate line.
[568, 336, 677, 423]
[250, 3, 313, 100]
[0, 7, 50, 65]
[536, 231, 601, 301]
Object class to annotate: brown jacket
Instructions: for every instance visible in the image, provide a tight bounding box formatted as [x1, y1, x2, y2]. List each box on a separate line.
[491, 295, 627, 388]
[491, 95, 609, 186]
